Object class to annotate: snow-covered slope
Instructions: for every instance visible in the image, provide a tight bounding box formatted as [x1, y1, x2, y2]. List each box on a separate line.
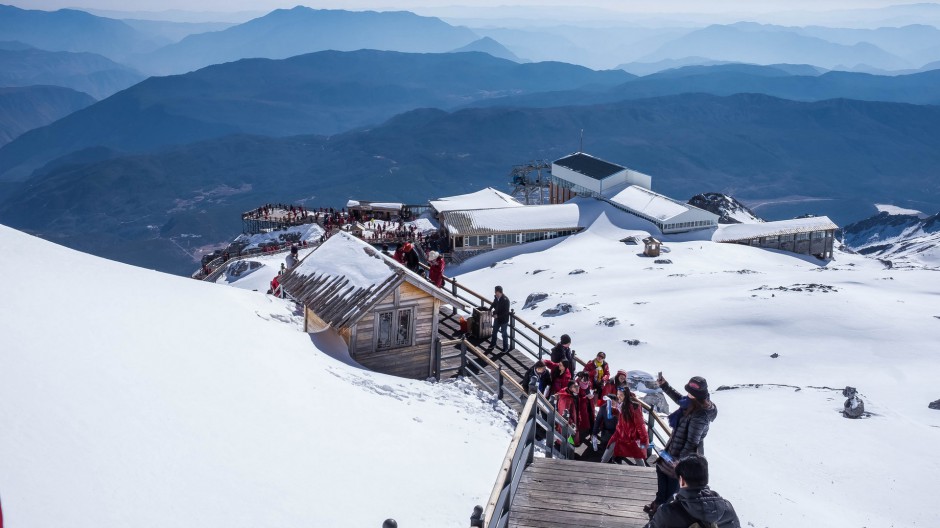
[0, 224, 513, 527]
[843, 210, 940, 268]
[449, 199, 940, 528]
[688, 192, 763, 224]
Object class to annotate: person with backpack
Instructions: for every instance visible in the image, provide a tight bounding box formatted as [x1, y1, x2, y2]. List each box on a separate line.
[644, 455, 740, 528]
[402, 242, 422, 274]
[645, 374, 718, 518]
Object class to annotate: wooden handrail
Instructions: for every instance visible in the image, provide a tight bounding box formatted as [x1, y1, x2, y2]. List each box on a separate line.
[463, 341, 527, 395]
[482, 394, 537, 526]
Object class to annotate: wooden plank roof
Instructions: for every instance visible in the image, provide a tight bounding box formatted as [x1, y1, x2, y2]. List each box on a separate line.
[281, 232, 466, 329]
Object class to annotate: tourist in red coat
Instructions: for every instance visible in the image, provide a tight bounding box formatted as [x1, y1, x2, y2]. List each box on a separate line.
[602, 388, 649, 465]
[583, 351, 611, 392]
[543, 359, 571, 396]
[427, 250, 445, 288]
[555, 380, 582, 446]
[600, 369, 629, 402]
[574, 371, 597, 444]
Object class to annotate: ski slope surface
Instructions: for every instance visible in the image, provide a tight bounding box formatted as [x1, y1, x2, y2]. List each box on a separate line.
[0, 224, 514, 528]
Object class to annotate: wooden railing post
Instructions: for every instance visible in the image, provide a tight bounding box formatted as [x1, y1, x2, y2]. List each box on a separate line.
[646, 409, 656, 459]
[538, 334, 543, 360]
[433, 339, 442, 381]
[545, 406, 555, 459]
[497, 367, 504, 401]
[509, 310, 516, 352]
[460, 338, 468, 377]
[452, 276, 458, 297]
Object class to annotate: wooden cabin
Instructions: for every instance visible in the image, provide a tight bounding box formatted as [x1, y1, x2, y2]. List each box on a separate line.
[643, 237, 662, 257]
[280, 232, 467, 379]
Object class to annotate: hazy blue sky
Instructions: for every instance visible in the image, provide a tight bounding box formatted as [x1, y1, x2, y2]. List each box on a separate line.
[10, 0, 908, 14]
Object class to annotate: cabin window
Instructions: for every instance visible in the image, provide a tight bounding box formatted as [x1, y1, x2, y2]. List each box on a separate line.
[812, 231, 825, 239]
[796, 232, 811, 241]
[376, 307, 414, 350]
[780, 234, 794, 242]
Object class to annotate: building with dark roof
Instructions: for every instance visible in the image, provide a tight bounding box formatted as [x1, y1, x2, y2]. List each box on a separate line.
[550, 152, 653, 204]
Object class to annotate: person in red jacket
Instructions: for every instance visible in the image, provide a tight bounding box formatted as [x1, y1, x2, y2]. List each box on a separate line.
[601, 369, 630, 402]
[574, 371, 598, 445]
[543, 359, 571, 396]
[555, 380, 582, 446]
[392, 244, 405, 264]
[602, 387, 650, 465]
[427, 250, 445, 288]
[584, 351, 611, 393]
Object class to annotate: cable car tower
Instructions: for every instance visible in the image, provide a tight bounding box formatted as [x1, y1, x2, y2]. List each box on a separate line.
[509, 160, 552, 205]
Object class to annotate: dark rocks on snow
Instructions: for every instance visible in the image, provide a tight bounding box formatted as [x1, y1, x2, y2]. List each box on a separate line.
[654, 259, 673, 264]
[842, 386, 866, 419]
[929, 399, 940, 410]
[541, 303, 577, 317]
[753, 283, 838, 293]
[569, 269, 586, 275]
[623, 339, 641, 346]
[770, 353, 779, 358]
[597, 317, 619, 327]
[522, 292, 548, 310]
[532, 269, 547, 275]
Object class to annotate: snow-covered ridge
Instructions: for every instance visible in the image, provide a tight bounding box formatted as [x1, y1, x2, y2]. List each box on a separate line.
[688, 192, 763, 224]
[0, 224, 513, 528]
[842, 210, 940, 268]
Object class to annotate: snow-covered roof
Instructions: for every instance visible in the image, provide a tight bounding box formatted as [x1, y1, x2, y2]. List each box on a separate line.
[347, 200, 403, 211]
[441, 204, 582, 236]
[609, 185, 694, 222]
[553, 152, 626, 180]
[281, 232, 465, 328]
[430, 187, 523, 214]
[714, 216, 839, 242]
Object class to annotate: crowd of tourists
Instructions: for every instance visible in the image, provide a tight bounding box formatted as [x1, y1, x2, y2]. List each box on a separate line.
[488, 285, 740, 527]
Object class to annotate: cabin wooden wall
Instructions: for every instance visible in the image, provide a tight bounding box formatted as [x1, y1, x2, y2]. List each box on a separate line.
[351, 281, 440, 379]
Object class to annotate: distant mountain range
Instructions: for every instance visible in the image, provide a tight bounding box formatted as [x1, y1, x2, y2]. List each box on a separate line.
[466, 64, 940, 108]
[0, 50, 632, 182]
[0, 42, 145, 99]
[452, 37, 522, 62]
[0, 4, 163, 61]
[0, 86, 94, 146]
[842, 210, 940, 268]
[132, 7, 482, 75]
[2, 93, 939, 274]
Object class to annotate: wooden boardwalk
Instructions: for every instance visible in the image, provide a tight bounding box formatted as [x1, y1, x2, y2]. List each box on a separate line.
[509, 458, 656, 528]
[437, 308, 532, 414]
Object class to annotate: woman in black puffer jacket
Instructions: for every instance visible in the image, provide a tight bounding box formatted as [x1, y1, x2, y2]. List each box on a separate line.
[645, 374, 718, 517]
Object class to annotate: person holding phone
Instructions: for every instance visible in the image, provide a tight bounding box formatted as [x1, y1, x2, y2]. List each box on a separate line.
[644, 373, 718, 518]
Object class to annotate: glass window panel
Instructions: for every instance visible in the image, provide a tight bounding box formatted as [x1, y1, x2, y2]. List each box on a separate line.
[395, 309, 412, 347]
[376, 311, 393, 349]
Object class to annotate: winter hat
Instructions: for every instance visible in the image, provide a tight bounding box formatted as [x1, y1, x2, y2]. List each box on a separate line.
[560, 334, 572, 345]
[403, 242, 413, 251]
[685, 376, 710, 400]
[428, 250, 440, 261]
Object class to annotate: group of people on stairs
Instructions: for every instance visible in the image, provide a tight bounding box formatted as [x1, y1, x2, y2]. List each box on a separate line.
[492, 285, 740, 527]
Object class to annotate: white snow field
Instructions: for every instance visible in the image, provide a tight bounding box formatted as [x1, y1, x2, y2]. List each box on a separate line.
[0, 224, 514, 528]
[448, 199, 940, 528]
[3, 191, 940, 528]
